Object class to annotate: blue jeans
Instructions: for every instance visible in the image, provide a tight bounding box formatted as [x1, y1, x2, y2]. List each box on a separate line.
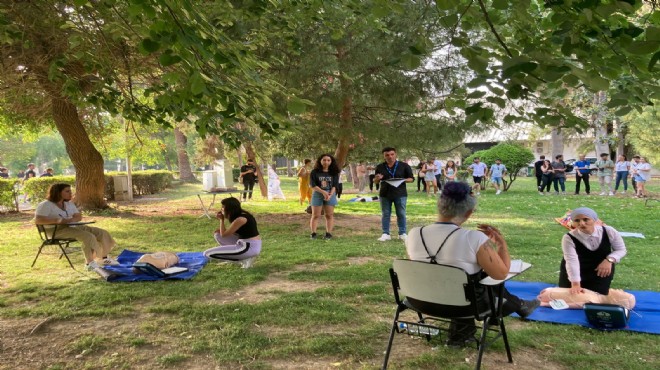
[615, 171, 628, 191]
[381, 196, 407, 235]
[553, 177, 565, 192]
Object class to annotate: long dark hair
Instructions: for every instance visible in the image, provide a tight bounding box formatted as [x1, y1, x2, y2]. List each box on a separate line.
[313, 154, 340, 175]
[47, 183, 71, 202]
[221, 197, 251, 222]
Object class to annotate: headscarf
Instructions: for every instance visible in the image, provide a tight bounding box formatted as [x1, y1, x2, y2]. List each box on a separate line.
[570, 207, 598, 222]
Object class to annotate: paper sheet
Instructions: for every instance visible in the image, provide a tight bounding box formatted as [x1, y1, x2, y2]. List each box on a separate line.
[618, 232, 645, 239]
[383, 178, 405, 188]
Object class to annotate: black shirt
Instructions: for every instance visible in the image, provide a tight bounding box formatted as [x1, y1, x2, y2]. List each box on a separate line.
[375, 161, 414, 199]
[534, 160, 544, 176]
[0, 172, 8, 179]
[24, 169, 36, 180]
[234, 212, 259, 239]
[309, 169, 339, 192]
[240, 164, 257, 182]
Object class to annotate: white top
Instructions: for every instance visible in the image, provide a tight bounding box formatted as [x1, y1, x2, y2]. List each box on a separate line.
[561, 225, 627, 283]
[637, 163, 652, 181]
[468, 162, 488, 176]
[615, 161, 630, 172]
[406, 223, 489, 275]
[433, 160, 443, 175]
[35, 200, 79, 219]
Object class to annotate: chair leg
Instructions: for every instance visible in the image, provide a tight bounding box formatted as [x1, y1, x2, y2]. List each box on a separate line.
[499, 317, 513, 363]
[31, 242, 47, 268]
[382, 309, 401, 370]
[58, 242, 76, 270]
[475, 319, 490, 370]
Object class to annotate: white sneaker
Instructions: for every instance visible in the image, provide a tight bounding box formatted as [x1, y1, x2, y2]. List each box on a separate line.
[496, 190, 501, 195]
[539, 192, 544, 196]
[476, 192, 480, 196]
[599, 192, 606, 195]
[608, 192, 614, 196]
[399, 233, 407, 241]
[240, 256, 257, 269]
[378, 233, 391, 242]
[100, 257, 120, 266]
[86, 260, 100, 271]
[562, 192, 567, 195]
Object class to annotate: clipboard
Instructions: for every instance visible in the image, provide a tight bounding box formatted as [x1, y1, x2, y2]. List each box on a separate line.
[383, 178, 406, 188]
[133, 262, 188, 278]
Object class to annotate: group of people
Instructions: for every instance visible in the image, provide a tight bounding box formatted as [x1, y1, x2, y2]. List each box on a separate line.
[0, 163, 55, 180]
[416, 159, 459, 197]
[467, 157, 508, 195]
[534, 153, 653, 197]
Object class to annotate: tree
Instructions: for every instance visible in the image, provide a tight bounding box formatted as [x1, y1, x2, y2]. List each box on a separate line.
[626, 102, 660, 163]
[0, 1, 296, 208]
[466, 143, 534, 190]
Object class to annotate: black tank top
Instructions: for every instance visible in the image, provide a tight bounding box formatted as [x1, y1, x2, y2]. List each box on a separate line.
[234, 212, 259, 239]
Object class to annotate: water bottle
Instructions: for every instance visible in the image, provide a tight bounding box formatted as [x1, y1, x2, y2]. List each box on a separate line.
[398, 322, 407, 333]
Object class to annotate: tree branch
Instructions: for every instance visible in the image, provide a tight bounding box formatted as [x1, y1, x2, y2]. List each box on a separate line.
[477, 0, 512, 58]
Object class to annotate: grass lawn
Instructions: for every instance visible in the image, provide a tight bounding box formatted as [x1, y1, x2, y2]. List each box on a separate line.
[0, 176, 658, 370]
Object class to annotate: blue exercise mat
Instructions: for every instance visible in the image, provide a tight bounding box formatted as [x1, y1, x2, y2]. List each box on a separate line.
[103, 249, 208, 282]
[505, 281, 660, 335]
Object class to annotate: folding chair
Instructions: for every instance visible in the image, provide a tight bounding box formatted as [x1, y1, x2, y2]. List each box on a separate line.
[32, 224, 78, 270]
[382, 259, 513, 370]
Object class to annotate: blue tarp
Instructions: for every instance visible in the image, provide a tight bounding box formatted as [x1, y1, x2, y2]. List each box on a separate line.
[103, 249, 208, 282]
[506, 281, 660, 335]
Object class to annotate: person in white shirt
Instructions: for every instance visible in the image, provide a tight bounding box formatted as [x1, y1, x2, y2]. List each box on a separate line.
[467, 157, 488, 195]
[633, 157, 652, 198]
[629, 155, 641, 191]
[613, 155, 630, 194]
[34, 183, 118, 270]
[558, 207, 626, 295]
[433, 158, 443, 191]
[406, 182, 539, 347]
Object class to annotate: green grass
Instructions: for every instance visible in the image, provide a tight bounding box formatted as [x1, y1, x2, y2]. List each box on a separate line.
[0, 176, 658, 369]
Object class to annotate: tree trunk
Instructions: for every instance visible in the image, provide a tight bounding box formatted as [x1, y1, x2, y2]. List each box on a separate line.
[592, 92, 610, 155]
[50, 96, 107, 209]
[349, 163, 358, 187]
[550, 127, 564, 158]
[174, 126, 196, 182]
[334, 45, 353, 168]
[244, 142, 267, 197]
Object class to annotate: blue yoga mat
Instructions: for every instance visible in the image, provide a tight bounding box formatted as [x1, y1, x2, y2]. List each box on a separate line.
[103, 249, 208, 282]
[506, 281, 660, 335]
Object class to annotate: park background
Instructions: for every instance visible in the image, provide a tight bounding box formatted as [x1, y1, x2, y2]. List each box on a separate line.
[1, 0, 659, 369]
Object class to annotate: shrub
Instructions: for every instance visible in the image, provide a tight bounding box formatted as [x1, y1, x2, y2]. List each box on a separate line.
[0, 179, 20, 212]
[22, 176, 76, 202]
[465, 143, 534, 190]
[104, 171, 174, 200]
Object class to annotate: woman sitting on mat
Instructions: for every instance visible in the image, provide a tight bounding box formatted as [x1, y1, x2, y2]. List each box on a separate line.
[203, 197, 261, 268]
[558, 207, 626, 295]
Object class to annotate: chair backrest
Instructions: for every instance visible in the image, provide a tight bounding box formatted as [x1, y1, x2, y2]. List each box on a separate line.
[392, 259, 471, 307]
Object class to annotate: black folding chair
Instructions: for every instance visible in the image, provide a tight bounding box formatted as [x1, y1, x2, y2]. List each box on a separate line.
[32, 224, 78, 270]
[382, 259, 513, 370]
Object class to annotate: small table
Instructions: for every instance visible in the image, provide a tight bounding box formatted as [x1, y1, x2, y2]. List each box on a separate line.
[197, 190, 237, 219]
[480, 260, 532, 324]
[68, 221, 96, 226]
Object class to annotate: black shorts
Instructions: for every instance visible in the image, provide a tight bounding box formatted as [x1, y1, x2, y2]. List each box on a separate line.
[473, 176, 483, 184]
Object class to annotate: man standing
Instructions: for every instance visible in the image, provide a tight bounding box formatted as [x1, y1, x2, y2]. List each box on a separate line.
[240, 159, 258, 201]
[488, 158, 507, 195]
[24, 163, 36, 179]
[534, 155, 545, 191]
[595, 153, 615, 196]
[551, 155, 567, 195]
[433, 157, 443, 192]
[374, 147, 414, 242]
[40, 168, 54, 177]
[574, 154, 591, 195]
[467, 157, 488, 195]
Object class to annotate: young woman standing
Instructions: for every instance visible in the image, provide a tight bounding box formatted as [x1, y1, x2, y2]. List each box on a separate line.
[309, 154, 340, 239]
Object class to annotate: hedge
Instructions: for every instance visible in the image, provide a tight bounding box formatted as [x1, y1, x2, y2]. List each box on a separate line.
[0, 179, 20, 212]
[22, 176, 76, 203]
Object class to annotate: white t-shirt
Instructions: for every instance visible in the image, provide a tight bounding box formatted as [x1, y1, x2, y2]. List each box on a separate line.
[637, 163, 652, 181]
[433, 160, 443, 175]
[615, 161, 630, 172]
[468, 162, 488, 177]
[35, 200, 79, 229]
[406, 223, 489, 275]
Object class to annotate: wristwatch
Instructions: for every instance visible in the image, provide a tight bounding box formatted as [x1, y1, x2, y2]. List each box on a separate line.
[606, 257, 616, 264]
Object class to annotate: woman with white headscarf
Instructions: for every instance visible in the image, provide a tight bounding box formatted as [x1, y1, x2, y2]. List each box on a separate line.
[558, 207, 627, 295]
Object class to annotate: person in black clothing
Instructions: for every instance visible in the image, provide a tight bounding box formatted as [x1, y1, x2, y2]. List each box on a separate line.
[309, 154, 340, 239]
[0, 167, 9, 179]
[240, 159, 258, 201]
[374, 147, 414, 242]
[416, 162, 427, 192]
[534, 156, 545, 190]
[24, 163, 36, 180]
[203, 197, 262, 268]
[40, 168, 54, 177]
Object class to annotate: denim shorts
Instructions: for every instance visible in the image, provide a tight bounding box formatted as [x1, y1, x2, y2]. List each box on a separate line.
[311, 191, 338, 207]
[491, 177, 503, 185]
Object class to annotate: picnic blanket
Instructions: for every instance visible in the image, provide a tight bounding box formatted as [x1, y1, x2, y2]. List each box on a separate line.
[102, 249, 208, 282]
[506, 281, 660, 335]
